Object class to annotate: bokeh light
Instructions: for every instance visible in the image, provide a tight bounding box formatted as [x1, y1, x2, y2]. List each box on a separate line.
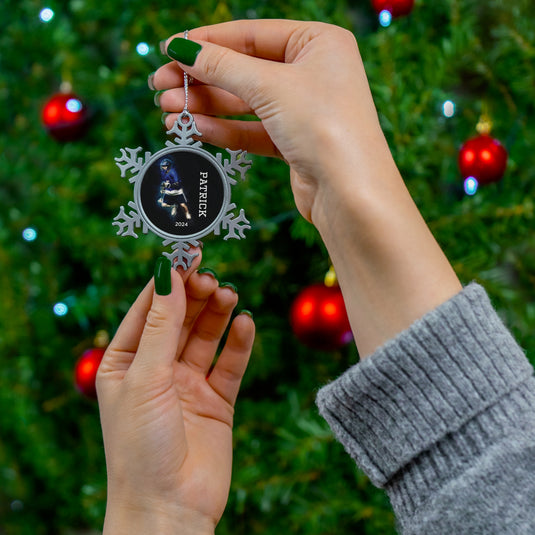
[39, 8, 54, 22]
[443, 100, 456, 118]
[464, 176, 479, 196]
[379, 10, 393, 27]
[53, 302, 69, 316]
[66, 98, 82, 113]
[136, 42, 150, 56]
[22, 227, 37, 242]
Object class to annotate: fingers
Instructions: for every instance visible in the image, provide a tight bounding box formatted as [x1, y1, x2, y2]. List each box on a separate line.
[158, 33, 278, 109]
[152, 21, 294, 93]
[208, 313, 255, 407]
[163, 113, 280, 157]
[179, 285, 239, 376]
[159, 85, 253, 117]
[178, 19, 316, 62]
[130, 268, 187, 373]
[97, 278, 155, 380]
[98, 252, 199, 374]
[175, 269, 219, 358]
[155, 20, 331, 104]
[96, 268, 187, 399]
[152, 60, 192, 90]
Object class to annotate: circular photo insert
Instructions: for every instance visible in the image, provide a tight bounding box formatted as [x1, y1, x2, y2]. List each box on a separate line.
[138, 149, 226, 239]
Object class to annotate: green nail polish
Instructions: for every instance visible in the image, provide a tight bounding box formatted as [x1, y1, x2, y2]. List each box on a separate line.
[154, 256, 172, 295]
[167, 37, 202, 66]
[240, 309, 253, 319]
[219, 282, 238, 293]
[147, 72, 156, 91]
[198, 267, 218, 279]
[161, 112, 170, 126]
[154, 90, 164, 107]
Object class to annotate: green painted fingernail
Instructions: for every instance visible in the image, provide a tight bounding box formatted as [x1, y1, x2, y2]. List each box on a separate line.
[154, 90, 164, 107]
[219, 282, 238, 293]
[154, 256, 172, 295]
[161, 112, 170, 125]
[147, 72, 156, 90]
[167, 37, 202, 66]
[240, 309, 253, 319]
[198, 267, 218, 279]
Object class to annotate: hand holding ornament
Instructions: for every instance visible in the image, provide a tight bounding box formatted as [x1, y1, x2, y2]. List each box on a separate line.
[152, 19, 461, 357]
[97, 252, 254, 535]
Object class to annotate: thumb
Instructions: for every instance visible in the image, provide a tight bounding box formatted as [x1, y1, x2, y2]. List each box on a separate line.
[131, 257, 186, 373]
[164, 36, 275, 110]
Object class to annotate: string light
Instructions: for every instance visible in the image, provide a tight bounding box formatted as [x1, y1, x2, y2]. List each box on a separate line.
[464, 177, 479, 196]
[379, 10, 393, 27]
[22, 227, 37, 242]
[66, 98, 83, 113]
[53, 302, 69, 316]
[39, 8, 54, 22]
[443, 100, 456, 118]
[136, 42, 150, 56]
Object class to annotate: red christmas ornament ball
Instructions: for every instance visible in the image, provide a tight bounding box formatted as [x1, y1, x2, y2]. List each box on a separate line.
[42, 92, 89, 142]
[74, 348, 105, 398]
[290, 284, 353, 351]
[458, 134, 508, 185]
[371, 0, 415, 17]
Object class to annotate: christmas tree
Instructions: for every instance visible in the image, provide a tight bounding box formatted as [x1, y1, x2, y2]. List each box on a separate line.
[1, 0, 534, 533]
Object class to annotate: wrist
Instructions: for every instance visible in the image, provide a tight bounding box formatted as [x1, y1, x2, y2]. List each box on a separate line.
[103, 499, 216, 535]
[308, 116, 394, 216]
[310, 129, 401, 236]
[309, 136, 461, 357]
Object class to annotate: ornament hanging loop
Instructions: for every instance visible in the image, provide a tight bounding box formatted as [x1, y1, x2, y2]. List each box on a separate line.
[324, 265, 338, 287]
[178, 110, 194, 126]
[476, 112, 493, 135]
[476, 102, 492, 135]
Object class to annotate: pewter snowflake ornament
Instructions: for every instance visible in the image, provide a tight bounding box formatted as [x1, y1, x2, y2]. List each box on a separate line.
[113, 111, 252, 269]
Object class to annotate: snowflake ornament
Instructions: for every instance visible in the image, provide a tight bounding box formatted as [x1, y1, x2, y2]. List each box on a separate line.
[113, 111, 252, 269]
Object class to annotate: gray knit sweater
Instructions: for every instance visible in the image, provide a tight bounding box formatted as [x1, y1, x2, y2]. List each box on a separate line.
[316, 283, 535, 534]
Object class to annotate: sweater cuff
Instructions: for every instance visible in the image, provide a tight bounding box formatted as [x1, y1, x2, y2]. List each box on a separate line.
[315, 283, 533, 488]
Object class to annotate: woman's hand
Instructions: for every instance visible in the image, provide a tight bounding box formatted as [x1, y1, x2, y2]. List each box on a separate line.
[151, 19, 461, 358]
[96, 256, 255, 534]
[151, 19, 389, 224]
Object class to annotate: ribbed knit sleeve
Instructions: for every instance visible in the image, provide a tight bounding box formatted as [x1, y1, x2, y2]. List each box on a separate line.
[316, 283, 535, 534]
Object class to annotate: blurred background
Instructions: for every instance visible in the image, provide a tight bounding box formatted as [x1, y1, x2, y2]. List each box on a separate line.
[1, 0, 534, 533]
